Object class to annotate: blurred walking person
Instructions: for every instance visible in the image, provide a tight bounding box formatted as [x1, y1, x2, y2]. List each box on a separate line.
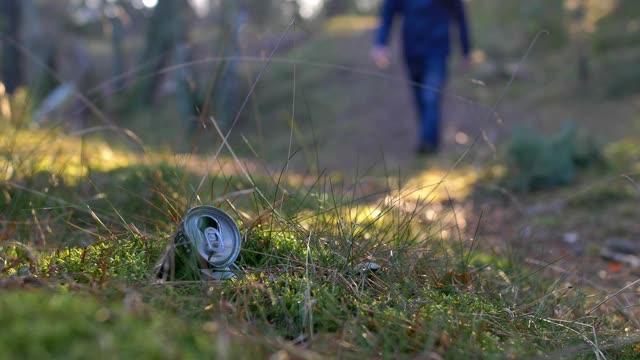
[372, 0, 471, 154]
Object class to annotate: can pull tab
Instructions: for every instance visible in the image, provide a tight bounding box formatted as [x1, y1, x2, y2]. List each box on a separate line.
[204, 226, 224, 253]
[198, 216, 225, 254]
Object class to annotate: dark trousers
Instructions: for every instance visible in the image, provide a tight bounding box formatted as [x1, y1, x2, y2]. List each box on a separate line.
[406, 54, 448, 148]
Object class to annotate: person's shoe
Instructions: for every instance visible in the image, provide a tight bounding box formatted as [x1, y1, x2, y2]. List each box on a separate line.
[416, 142, 438, 156]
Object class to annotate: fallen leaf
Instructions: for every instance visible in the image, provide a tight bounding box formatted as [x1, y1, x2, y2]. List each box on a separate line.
[607, 262, 622, 273]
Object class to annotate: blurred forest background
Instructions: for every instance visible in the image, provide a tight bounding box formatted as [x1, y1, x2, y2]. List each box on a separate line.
[2, 0, 638, 168]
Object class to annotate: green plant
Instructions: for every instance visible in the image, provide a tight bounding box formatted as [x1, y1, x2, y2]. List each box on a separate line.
[504, 122, 604, 191]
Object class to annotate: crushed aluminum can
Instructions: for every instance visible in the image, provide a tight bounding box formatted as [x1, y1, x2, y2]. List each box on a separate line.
[156, 206, 241, 281]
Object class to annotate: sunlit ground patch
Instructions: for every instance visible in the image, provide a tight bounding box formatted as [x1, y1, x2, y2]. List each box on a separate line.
[0, 129, 134, 183]
[324, 15, 379, 36]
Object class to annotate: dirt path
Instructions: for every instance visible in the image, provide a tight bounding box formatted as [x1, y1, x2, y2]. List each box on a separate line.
[304, 32, 511, 174]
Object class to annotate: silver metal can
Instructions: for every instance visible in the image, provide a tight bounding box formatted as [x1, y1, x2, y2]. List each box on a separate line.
[157, 206, 241, 281]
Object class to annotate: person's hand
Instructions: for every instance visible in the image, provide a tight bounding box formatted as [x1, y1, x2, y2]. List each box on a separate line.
[371, 46, 391, 69]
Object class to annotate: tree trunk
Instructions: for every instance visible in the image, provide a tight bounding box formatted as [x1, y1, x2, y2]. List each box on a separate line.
[215, 1, 245, 127]
[0, 0, 22, 94]
[110, 13, 126, 93]
[138, 0, 187, 105]
[565, 0, 590, 89]
[575, 0, 590, 85]
[175, 43, 199, 130]
[21, 0, 56, 102]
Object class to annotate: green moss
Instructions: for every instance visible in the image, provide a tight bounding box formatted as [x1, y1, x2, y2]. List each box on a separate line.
[0, 290, 265, 359]
[240, 224, 311, 268]
[606, 139, 640, 168]
[601, 341, 640, 359]
[38, 235, 165, 283]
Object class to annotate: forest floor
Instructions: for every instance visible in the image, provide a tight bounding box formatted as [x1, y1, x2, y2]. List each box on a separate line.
[2, 16, 640, 359]
[225, 27, 640, 295]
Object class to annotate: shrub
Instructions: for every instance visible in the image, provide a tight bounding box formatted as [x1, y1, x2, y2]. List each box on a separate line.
[504, 122, 604, 191]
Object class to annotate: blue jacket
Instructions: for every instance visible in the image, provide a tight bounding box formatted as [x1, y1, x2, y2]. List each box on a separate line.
[375, 0, 471, 60]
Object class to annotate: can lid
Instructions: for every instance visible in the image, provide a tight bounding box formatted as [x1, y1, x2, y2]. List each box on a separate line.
[182, 206, 241, 269]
